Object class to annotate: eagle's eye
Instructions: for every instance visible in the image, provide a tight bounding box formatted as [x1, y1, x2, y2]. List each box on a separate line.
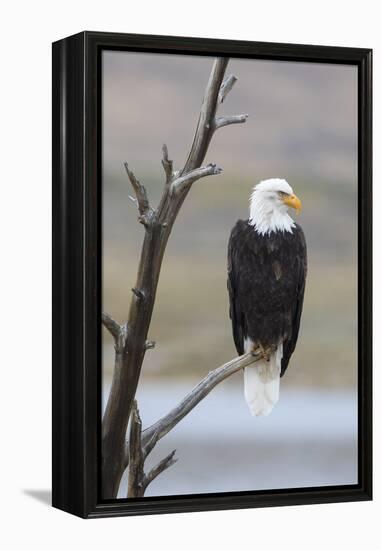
[278, 191, 289, 198]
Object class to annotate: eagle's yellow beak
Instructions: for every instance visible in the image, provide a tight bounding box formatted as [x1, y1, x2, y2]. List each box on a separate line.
[283, 193, 302, 214]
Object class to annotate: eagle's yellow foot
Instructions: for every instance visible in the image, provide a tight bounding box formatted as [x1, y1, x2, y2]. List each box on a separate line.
[251, 343, 271, 361]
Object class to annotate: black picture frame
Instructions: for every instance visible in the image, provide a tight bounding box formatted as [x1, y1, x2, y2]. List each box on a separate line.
[52, 31, 372, 519]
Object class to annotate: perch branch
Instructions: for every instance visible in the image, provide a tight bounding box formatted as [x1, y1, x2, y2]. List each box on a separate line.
[141, 351, 261, 458]
[123, 351, 262, 491]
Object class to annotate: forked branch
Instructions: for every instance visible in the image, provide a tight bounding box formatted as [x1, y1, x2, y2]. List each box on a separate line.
[125, 351, 261, 496]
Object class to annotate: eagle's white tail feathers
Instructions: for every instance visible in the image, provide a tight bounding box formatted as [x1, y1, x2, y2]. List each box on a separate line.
[243, 340, 283, 416]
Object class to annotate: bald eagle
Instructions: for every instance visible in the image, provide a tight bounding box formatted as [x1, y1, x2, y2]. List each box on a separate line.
[227, 179, 307, 416]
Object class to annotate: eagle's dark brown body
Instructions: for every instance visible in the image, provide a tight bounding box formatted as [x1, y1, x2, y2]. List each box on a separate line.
[227, 220, 307, 376]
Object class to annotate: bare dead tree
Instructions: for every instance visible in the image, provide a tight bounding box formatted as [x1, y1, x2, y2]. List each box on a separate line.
[102, 57, 251, 499]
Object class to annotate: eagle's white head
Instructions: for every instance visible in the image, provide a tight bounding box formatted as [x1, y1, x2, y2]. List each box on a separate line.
[248, 178, 302, 236]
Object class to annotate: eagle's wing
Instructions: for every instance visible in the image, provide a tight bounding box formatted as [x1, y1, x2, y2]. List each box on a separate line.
[227, 220, 247, 355]
[280, 224, 307, 376]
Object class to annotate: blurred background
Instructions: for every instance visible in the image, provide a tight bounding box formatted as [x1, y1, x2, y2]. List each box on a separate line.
[102, 51, 358, 498]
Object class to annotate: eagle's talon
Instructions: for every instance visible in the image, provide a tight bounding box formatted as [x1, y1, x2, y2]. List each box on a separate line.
[252, 343, 271, 361]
